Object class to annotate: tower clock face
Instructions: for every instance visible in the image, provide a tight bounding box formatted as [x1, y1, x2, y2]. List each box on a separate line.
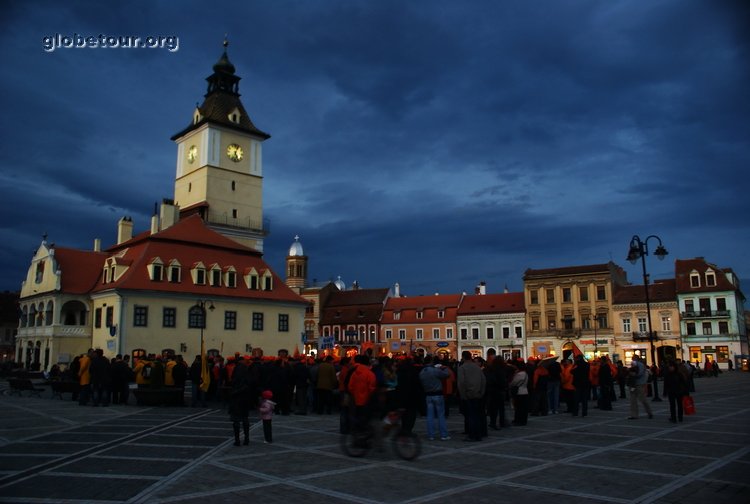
[227, 143, 243, 162]
[187, 145, 197, 164]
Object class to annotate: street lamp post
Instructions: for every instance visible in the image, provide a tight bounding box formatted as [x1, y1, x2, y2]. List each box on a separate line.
[193, 299, 215, 352]
[592, 314, 600, 356]
[627, 235, 668, 399]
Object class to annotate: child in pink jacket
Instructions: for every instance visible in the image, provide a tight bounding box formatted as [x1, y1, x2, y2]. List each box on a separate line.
[259, 390, 275, 443]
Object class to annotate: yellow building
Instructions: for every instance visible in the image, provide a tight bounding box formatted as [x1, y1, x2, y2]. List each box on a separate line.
[523, 263, 628, 360]
[612, 279, 680, 366]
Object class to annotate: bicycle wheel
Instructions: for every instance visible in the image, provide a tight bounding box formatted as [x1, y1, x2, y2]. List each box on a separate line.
[392, 432, 421, 461]
[340, 426, 373, 458]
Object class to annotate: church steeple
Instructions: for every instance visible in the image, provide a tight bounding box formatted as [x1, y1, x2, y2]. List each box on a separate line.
[285, 235, 308, 292]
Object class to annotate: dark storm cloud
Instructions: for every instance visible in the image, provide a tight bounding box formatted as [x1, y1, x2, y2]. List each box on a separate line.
[1, 0, 748, 294]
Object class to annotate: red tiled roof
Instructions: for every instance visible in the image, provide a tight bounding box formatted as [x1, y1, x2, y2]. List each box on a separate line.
[457, 292, 525, 315]
[320, 288, 389, 325]
[384, 294, 463, 311]
[320, 306, 384, 325]
[325, 288, 390, 307]
[53, 248, 107, 294]
[109, 214, 259, 256]
[92, 215, 305, 304]
[674, 258, 739, 294]
[613, 279, 676, 305]
[382, 294, 463, 324]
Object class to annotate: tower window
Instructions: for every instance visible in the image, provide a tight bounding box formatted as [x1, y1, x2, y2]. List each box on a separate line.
[232, 209, 237, 219]
[231, 181, 236, 191]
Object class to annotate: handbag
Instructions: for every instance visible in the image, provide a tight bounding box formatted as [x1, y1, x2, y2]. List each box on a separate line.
[682, 395, 695, 415]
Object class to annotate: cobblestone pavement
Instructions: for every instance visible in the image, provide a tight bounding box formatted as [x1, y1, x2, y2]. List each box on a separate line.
[1, 372, 748, 503]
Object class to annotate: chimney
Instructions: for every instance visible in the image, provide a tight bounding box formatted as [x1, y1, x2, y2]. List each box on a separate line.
[352, 280, 360, 290]
[394, 282, 400, 297]
[93, 238, 101, 252]
[160, 198, 179, 231]
[150, 214, 159, 234]
[117, 217, 133, 244]
[504, 284, 509, 294]
[478, 281, 487, 295]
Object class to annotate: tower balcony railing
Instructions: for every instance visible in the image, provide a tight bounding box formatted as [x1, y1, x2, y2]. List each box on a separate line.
[206, 214, 271, 236]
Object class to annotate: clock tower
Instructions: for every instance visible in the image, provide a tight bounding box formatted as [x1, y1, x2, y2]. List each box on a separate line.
[171, 40, 271, 251]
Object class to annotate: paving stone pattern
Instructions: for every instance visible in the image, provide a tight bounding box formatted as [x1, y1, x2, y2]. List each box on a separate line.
[0, 372, 748, 503]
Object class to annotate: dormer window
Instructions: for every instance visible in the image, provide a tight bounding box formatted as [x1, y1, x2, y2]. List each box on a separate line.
[210, 266, 222, 287]
[416, 311, 424, 320]
[393, 311, 401, 321]
[192, 262, 206, 285]
[245, 268, 259, 290]
[228, 107, 241, 124]
[193, 107, 202, 124]
[262, 271, 273, 291]
[103, 266, 110, 284]
[706, 270, 716, 287]
[690, 271, 701, 288]
[168, 260, 181, 283]
[147, 258, 164, 281]
[437, 310, 445, 319]
[225, 267, 237, 288]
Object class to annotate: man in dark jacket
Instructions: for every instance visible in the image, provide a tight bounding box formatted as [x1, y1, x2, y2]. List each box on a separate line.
[395, 357, 422, 434]
[292, 357, 311, 415]
[189, 355, 206, 407]
[484, 355, 507, 429]
[229, 356, 254, 445]
[571, 355, 590, 417]
[90, 349, 111, 407]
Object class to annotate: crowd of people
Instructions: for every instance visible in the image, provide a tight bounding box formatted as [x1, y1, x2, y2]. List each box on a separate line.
[40, 347, 710, 444]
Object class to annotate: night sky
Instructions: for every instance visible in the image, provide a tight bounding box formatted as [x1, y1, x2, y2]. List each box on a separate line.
[2, 0, 748, 297]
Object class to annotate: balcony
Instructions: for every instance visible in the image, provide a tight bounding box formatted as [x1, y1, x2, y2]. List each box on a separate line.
[207, 212, 270, 236]
[632, 331, 651, 342]
[681, 310, 730, 319]
[17, 325, 91, 339]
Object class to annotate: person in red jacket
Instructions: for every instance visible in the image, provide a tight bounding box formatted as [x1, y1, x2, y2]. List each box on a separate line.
[347, 355, 377, 432]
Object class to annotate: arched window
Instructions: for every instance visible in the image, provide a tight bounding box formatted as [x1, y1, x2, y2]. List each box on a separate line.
[28, 305, 37, 327]
[45, 301, 53, 325]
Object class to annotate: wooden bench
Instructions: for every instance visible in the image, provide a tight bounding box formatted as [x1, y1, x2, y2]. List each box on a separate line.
[132, 387, 184, 406]
[8, 378, 45, 398]
[50, 381, 80, 399]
